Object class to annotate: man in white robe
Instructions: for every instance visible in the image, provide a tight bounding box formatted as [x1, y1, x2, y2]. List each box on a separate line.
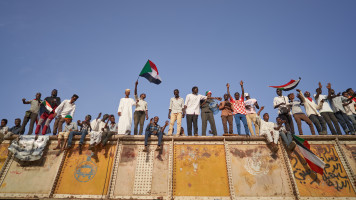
[89, 113, 109, 147]
[256, 106, 280, 152]
[117, 89, 137, 135]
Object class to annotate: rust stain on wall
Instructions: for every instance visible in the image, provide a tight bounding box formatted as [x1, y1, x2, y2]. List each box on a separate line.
[290, 144, 356, 197]
[229, 144, 293, 198]
[54, 144, 115, 196]
[0, 143, 9, 171]
[173, 144, 229, 197]
[340, 144, 356, 177]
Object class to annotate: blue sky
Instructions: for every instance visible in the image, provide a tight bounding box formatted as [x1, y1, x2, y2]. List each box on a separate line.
[1, 1, 355, 135]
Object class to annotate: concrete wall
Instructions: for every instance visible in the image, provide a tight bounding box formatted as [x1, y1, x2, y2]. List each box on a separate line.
[0, 136, 355, 200]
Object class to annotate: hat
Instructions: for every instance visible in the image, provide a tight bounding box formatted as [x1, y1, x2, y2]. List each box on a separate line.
[64, 115, 72, 119]
[244, 93, 249, 97]
[206, 91, 212, 95]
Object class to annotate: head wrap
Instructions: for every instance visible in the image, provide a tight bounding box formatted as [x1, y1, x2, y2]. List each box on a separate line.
[206, 91, 212, 96]
[64, 115, 72, 119]
[244, 93, 249, 97]
[125, 89, 130, 92]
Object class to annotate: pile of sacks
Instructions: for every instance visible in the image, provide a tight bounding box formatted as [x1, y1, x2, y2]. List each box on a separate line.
[8, 135, 49, 161]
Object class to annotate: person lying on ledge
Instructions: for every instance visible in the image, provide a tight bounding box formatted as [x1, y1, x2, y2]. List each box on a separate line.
[143, 116, 169, 152]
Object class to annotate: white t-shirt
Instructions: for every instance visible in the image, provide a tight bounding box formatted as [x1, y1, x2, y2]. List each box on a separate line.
[184, 94, 207, 115]
[314, 94, 333, 113]
[273, 96, 289, 114]
[344, 100, 356, 115]
[244, 99, 257, 114]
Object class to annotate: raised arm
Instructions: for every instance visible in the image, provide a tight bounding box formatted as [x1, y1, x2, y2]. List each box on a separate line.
[257, 106, 265, 116]
[240, 81, 244, 100]
[296, 89, 305, 103]
[22, 98, 31, 104]
[134, 80, 138, 96]
[226, 83, 231, 97]
[315, 82, 322, 100]
[161, 120, 169, 133]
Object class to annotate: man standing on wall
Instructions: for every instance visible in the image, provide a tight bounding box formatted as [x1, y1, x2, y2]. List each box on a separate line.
[244, 93, 260, 136]
[133, 80, 148, 135]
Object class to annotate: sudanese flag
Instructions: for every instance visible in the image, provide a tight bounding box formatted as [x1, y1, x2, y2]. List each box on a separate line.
[139, 60, 162, 85]
[269, 78, 301, 91]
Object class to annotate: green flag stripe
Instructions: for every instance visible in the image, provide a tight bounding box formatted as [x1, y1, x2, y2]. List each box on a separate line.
[139, 60, 153, 76]
[293, 135, 305, 144]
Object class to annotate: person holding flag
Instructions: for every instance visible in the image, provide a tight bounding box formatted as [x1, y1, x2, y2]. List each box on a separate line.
[133, 80, 148, 135]
[35, 89, 61, 135]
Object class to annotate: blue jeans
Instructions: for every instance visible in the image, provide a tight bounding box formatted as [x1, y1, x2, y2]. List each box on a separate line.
[280, 131, 293, 146]
[68, 130, 88, 147]
[334, 111, 355, 134]
[144, 131, 163, 146]
[234, 114, 249, 135]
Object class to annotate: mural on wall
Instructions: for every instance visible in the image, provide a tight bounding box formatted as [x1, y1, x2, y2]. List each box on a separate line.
[290, 144, 356, 197]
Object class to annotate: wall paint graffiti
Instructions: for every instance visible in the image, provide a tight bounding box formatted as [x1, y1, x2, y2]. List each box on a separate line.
[339, 143, 356, 178]
[229, 144, 293, 197]
[290, 144, 356, 197]
[0, 143, 9, 171]
[54, 144, 115, 196]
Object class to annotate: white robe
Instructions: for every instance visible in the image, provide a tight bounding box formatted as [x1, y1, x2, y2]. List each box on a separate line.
[89, 119, 105, 145]
[117, 98, 136, 135]
[257, 116, 279, 144]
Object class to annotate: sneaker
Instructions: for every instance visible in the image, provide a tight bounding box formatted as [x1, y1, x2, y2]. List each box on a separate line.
[143, 146, 148, 152]
[155, 146, 162, 151]
[352, 132, 356, 135]
[64, 146, 72, 150]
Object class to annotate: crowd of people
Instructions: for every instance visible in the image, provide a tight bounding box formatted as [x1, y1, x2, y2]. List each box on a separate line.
[0, 81, 355, 155]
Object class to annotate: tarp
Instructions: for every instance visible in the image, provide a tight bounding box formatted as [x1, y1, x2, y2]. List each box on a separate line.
[8, 135, 49, 161]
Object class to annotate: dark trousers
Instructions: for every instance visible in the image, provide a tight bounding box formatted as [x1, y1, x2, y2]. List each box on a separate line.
[201, 112, 217, 136]
[134, 111, 146, 135]
[186, 114, 198, 136]
[101, 131, 115, 146]
[334, 111, 355, 134]
[53, 116, 65, 134]
[20, 111, 37, 135]
[278, 113, 295, 134]
[309, 114, 327, 134]
[293, 113, 315, 135]
[320, 112, 342, 135]
[221, 115, 233, 134]
[144, 131, 163, 146]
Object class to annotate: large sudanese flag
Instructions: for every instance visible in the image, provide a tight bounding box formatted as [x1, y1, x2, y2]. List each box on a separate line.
[293, 135, 326, 175]
[139, 60, 162, 85]
[269, 77, 301, 91]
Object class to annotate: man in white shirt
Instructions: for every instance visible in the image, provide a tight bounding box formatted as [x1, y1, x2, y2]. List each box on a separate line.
[184, 86, 221, 136]
[342, 91, 356, 131]
[101, 115, 118, 146]
[296, 89, 327, 135]
[133, 81, 148, 135]
[167, 89, 185, 136]
[256, 107, 279, 152]
[273, 89, 295, 134]
[314, 82, 342, 135]
[90, 113, 109, 158]
[327, 83, 355, 135]
[53, 94, 78, 135]
[244, 93, 260, 136]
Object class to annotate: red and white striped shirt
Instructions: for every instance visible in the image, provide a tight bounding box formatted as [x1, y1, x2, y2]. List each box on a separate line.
[230, 96, 247, 115]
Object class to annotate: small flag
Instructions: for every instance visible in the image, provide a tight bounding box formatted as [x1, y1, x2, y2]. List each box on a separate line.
[42, 101, 53, 113]
[293, 135, 325, 175]
[269, 78, 301, 91]
[139, 60, 162, 85]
